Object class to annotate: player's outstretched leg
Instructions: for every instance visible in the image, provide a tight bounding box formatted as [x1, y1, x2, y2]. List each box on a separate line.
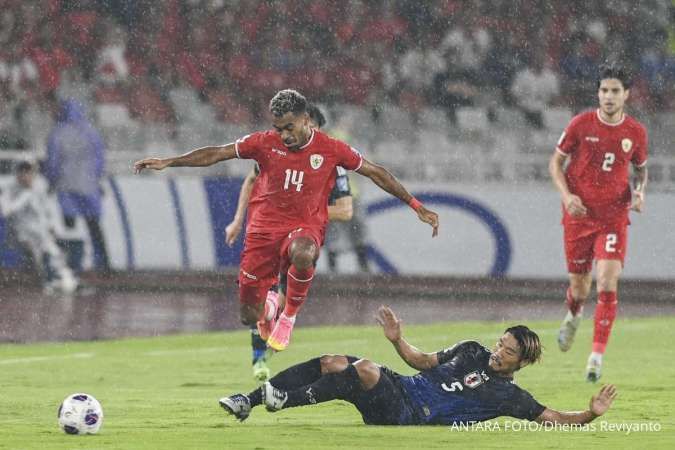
[269, 237, 317, 351]
[558, 274, 591, 352]
[219, 355, 358, 421]
[263, 360, 375, 412]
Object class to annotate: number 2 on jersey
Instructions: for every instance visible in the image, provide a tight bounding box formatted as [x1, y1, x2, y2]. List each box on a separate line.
[602, 152, 615, 172]
[284, 169, 304, 192]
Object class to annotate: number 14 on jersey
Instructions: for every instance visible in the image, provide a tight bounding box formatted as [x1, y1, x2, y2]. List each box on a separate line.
[284, 169, 304, 192]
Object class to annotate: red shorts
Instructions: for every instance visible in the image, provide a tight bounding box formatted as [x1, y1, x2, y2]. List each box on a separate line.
[563, 221, 628, 274]
[238, 227, 324, 305]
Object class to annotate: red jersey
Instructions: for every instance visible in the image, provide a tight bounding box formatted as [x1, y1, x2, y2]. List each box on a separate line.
[235, 129, 363, 233]
[557, 109, 648, 224]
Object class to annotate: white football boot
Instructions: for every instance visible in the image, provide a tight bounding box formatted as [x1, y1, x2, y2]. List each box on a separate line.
[219, 394, 252, 422]
[262, 382, 288, 412]
[586, 352, 603, 383]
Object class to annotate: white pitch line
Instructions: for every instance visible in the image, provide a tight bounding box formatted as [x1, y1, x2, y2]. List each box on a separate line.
[144, 347, 228, 356]
[0, 352, 94, 365]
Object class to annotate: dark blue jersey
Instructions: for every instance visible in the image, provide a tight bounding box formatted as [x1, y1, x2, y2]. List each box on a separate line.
[397, 341, 545, 425]
[328, 166, 351, 205]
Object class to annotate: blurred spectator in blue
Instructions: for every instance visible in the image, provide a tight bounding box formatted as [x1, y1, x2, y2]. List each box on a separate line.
[560, 33, 600, 111]
[639, 31, 675, 110]
[483, 30, 520, 106]
[45, 98, 110, 272]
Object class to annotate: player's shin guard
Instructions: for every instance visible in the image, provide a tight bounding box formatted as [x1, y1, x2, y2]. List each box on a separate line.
[263, 291, 279, 321]
[566, 288, 584, 316]
[264, 355, 360, 391]
[268, 357, 323, 390]
[592, 291, 617, 354]
[283, 364, 361, 408]
[283, 265, 315, 317]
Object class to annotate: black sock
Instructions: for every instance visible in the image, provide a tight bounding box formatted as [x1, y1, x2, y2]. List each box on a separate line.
[250, 326, 267, 364]
[266, 356, 360, 390]
[247, 388, 263, 407]
[246, 356, 360, 408]
[284, 364, 362, 408]
[267, 357, 322, 390]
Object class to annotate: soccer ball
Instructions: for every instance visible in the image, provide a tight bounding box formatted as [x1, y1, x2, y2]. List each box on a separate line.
[57, 393, 104, 435]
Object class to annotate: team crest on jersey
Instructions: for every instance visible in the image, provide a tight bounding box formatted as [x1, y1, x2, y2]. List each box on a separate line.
[310, 154, 324, 170]
[621, 138, 632, 153]
[463, 371, 484, 389]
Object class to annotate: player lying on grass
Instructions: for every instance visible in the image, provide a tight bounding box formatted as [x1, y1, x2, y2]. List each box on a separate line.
[220, 306, 617, 425]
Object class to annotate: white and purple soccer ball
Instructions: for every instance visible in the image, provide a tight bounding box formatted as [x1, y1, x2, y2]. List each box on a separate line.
[57, 393, 104, 435]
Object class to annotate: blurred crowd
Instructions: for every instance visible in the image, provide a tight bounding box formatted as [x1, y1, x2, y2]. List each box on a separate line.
[1, 0, 674, 142]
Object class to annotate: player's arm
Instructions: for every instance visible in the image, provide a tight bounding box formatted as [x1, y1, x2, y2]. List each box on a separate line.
[133, 143, 237, 173]
[225, 167, 258, 247]
[328, 196, 353, 221]
[534, 384, 617, 425]
[356, 159, 438, 237]
[376, 305, 439, 371]
[548, 150, 587, 217]
[630, 164, 648, 213]
[1, 189, 32, 216]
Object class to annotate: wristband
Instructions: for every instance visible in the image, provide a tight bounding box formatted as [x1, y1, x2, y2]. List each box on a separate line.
[408, 197, 422, 211]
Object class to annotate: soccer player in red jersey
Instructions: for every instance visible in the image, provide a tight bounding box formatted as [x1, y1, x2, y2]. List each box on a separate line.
[225, 104, 354, 382]
[134, 89, 439, 352]
[549, 64, 648, 382]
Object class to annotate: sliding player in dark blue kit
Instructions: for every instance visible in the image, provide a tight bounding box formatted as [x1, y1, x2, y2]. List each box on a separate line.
[220, 306, 617, 425]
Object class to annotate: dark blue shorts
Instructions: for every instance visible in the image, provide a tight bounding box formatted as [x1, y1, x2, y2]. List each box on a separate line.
[58, 192, 101, 218]
[351, 366, 417, 425]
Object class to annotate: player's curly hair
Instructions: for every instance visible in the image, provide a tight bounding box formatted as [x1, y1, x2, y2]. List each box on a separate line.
[269, 89, 307, 118]
[505, 325, 542, 365]
[597, 62, 632, 89]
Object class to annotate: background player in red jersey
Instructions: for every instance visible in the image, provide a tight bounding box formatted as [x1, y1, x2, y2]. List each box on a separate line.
[134, 89, 439, 352]
[548, 64, 648, 382]
[225, 104, 354, 382]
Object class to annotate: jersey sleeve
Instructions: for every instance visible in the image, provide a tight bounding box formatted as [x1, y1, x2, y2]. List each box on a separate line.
[503, 386, 546, 421]
[328, 166, 352, 205]
[556, 115, 583, 155]
[436, 340, 482, 365]
[631, 125, 648, 167]
[235, 132, 267, 160]
[334, 140, 363, 171]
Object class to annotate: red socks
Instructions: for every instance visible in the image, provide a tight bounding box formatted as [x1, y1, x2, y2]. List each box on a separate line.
[592, 291, 617, 354]
[283, 265, 315, 317]
[566, 288, 584, 316]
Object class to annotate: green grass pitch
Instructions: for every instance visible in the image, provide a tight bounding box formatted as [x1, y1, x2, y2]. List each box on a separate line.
[0, 317, 673, 449]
